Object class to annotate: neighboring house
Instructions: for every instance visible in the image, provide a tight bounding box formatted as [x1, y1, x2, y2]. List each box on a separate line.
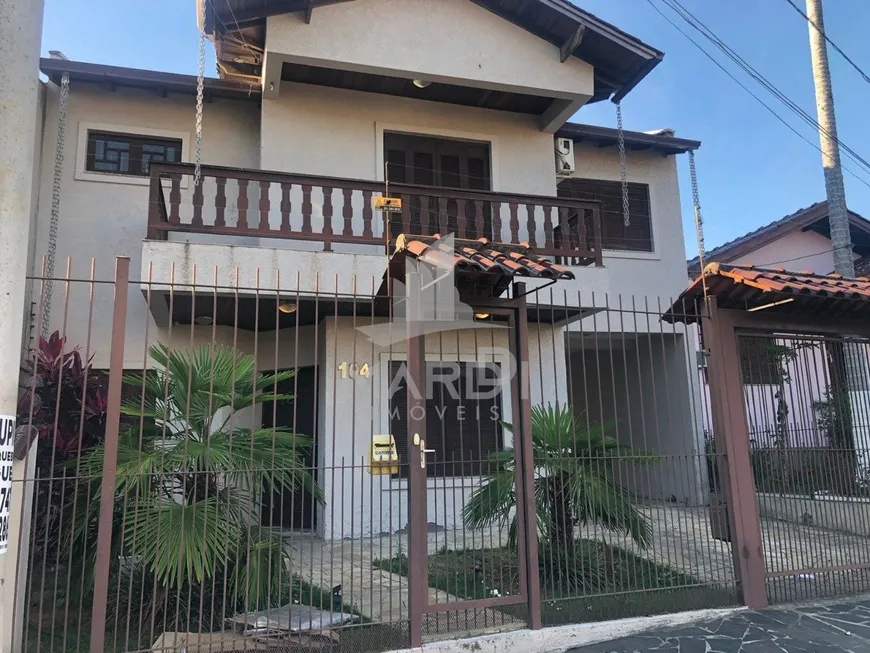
[688, 201, 870, 448]
[27, 0, 704, 538]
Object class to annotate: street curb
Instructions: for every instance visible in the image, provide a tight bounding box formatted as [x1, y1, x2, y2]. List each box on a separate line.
[387, 607, 748, 653]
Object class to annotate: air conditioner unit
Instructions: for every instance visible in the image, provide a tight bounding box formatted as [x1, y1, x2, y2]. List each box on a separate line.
[554, 137, 575, 177]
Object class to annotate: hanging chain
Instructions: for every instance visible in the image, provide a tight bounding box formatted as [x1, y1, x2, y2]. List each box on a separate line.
[615, 101, 630, 227]
[194, 0, 206, 187]
[43, 72, 70, 338]
[688, 149, 709, 300]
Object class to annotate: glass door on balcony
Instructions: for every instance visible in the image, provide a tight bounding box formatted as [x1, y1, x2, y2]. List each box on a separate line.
[384, 133, 492, 241]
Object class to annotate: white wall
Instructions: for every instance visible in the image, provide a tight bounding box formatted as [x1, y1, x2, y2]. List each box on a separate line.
[570, 333, 706, 505]
[316, 316, 568, 539]
[726, 229, 835, 274]
[565, 143, 691, 304]
[261, 82, 556, 195]
[31, 81, 261, 365]
[265, 0, 593, 100]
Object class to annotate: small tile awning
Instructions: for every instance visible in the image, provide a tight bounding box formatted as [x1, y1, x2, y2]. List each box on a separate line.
[663, 262, 870, 323]
[379, 234, 575, 300]
[396, 234, 575, 280]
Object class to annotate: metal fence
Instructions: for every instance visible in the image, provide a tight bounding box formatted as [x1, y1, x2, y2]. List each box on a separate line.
[736, 330, 870, 605]
[10, 258, 751, 653]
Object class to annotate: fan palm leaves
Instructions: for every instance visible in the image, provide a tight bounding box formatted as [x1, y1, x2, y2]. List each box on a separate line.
[462, 404, 654, 548]
[69, 343, 322, 616]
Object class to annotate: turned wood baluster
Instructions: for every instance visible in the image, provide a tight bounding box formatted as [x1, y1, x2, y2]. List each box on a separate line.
[401, 194, 412, 236]
[491, 201, 502, 242]
[542, 205, 553, 250]
[526, 203, 537, 248]
[322, 186, 334, 251]
[438, 197, 448, 234]
[301, 185, 313, 234]
[457, 199, 468, 238]
[259, 181, 271, 231]
[168, 175, 182, 224]
[191, 176, 204, 227]
[342, 188, 354, 237]
[214, 178, 227, 227]
[237, 179, 249, 230]
[280, 183, 291, 232]
[362, 190, 374, 239]
[509, 202, 519, 244]
[474, 200, 484, 240]
[419, 195, 430, 235]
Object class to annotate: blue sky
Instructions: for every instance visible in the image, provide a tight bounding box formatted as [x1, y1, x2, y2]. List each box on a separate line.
[40, 0, 870, 259]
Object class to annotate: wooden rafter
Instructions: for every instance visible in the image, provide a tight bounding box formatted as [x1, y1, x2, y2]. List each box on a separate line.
[559, 24, 586, 63]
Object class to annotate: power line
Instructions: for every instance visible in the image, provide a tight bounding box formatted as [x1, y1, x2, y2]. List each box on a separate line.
[660, 0, 870, 178]
[783, 0, 870, 84]
[643, 0, 870, 190]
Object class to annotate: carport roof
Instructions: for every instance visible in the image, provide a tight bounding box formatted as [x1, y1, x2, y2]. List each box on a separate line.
[663, 263, 870, 324]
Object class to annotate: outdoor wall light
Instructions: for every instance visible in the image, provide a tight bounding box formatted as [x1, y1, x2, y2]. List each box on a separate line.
[278, 302, 298, 314]
[412, 79, 432, 89]
[474, 313, 490, 320]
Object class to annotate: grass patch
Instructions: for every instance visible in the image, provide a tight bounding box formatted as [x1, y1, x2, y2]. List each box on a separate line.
[376, 539, 736, 625]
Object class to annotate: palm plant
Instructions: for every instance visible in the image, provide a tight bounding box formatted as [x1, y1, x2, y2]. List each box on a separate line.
[71, 343, 322, 625]
[462, 404, 654, 549]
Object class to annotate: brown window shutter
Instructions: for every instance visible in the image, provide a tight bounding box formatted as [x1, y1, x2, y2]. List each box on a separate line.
[558, 178, 653, 252]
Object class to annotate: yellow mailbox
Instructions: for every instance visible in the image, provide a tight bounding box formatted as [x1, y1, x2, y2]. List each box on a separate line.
[369, 434, 399, 475]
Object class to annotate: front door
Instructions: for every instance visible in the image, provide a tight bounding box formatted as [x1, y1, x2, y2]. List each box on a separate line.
[260, 366, 318, 531]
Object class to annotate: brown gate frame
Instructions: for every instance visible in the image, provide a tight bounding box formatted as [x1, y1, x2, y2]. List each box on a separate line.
[703, 296, 870, 610]
[404, 281, 541, 647]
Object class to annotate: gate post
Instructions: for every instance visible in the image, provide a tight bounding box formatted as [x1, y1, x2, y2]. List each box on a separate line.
[405, 268, 427, 648]
[703, 297, 767, 609]
[513, 283, 542, 629]
[89, 257, 130, 653]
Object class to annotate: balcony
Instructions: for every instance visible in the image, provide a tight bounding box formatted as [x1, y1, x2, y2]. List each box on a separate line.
[146, 163, 603, 267]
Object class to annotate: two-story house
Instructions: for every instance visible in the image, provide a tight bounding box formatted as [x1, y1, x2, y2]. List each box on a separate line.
[28, 0, 703, 540]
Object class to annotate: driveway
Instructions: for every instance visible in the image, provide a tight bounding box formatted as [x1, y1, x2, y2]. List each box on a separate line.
[566, 598, 870, 652]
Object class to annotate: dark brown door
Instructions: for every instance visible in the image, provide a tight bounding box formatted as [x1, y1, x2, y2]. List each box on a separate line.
[384, 133, 492, 240]
[260, 366, 318, 531]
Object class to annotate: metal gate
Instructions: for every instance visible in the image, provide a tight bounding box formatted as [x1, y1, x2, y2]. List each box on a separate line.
[400, 297, 538, 643]
[736, 329, 870, 604]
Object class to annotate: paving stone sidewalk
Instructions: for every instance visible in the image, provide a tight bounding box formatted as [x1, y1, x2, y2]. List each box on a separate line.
[566, 598, 870, 652]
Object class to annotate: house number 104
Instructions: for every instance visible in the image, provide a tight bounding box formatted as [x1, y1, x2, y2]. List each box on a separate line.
[338, 362, 370, 379]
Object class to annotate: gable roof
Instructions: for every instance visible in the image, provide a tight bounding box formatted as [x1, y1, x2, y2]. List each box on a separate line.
[202, 0, 663, 103]
[687, 201, 870, 277]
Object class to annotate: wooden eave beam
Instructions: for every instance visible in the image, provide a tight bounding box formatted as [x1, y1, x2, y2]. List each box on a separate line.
[560, 24, 586, 63]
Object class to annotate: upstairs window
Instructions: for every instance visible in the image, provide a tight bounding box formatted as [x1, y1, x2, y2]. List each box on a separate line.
[558, 178, 653, 252]
[85, 130, 182, 177]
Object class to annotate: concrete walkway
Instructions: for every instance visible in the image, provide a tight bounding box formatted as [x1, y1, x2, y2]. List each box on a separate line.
[282, 502, 870, 634]
[565, 597, 870, 652]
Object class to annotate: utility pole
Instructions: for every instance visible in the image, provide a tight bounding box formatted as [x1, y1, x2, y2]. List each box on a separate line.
[805, 0, 870, 484]
[0, 0, 45, 650]
[806, 0, 854, 277]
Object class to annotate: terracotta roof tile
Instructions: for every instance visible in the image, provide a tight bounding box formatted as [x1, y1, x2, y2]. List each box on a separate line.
[663, 262, 870, 323]
[394, 234, 574, 281]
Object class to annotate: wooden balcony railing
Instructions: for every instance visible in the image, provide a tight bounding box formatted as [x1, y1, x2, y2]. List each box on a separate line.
[147, 163, 603, 266]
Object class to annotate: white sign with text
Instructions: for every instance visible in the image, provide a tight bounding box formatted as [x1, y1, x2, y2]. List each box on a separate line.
[0, 415, 14, 555]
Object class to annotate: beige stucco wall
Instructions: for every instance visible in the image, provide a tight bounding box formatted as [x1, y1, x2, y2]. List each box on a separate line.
[566, 142, 691, 304]
[31, 81, 261, 364]
[261, 82, 557, 195]
[265, 0, 593, 100]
